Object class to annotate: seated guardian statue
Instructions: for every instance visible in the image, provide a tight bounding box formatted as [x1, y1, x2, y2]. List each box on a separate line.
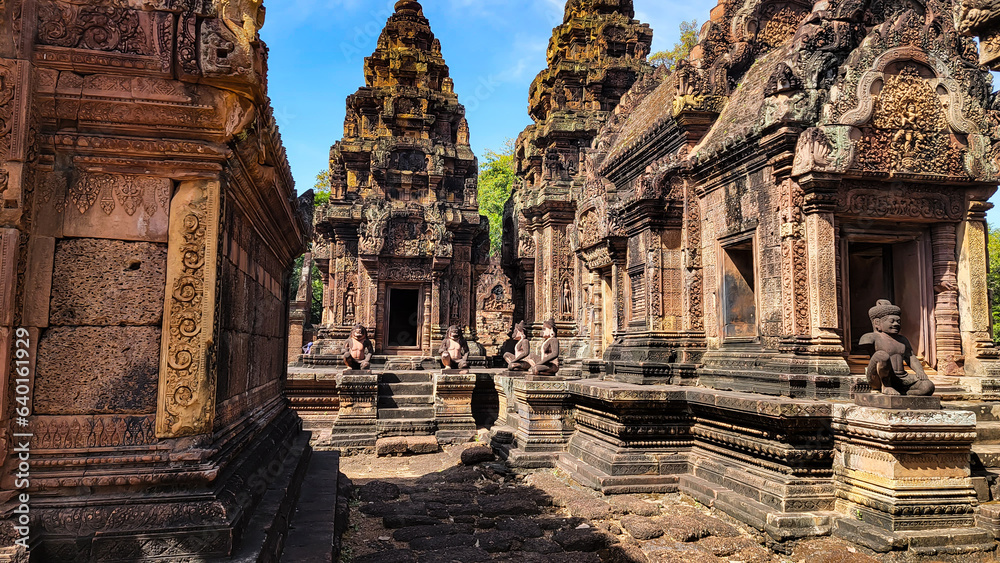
[858, 299, 935, 396]
[527, 318, 560, 376]
[504, 322, 531, 371]
[343, 324, 374, 371]
[439, 325, 470, 369]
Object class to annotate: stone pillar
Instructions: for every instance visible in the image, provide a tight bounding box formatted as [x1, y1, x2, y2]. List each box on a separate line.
[805, 211, 840, 348]
[958, 198, 996, 377]
[0, 228, 18, 461]
[506, 378, 573, 468]
[796, 175, 849, 377]
[156, 179, 221, 439]
[434, 372, 477, 443]
[327, 372, 379, 448]
[831, 403, 989, 553]
[932, 224, 963, 375]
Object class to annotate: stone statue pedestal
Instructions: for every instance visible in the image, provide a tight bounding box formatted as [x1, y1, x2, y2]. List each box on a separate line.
[855, 393, 941, 410]
[493, 379, 573, 468]
[434, 372, 477, 443]
[831, 404, 991, 554]
[324, 372, 379, 449]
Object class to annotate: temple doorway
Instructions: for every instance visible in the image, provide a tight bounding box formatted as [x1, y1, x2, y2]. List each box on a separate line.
[842, 232, 934, 367]
[385, 287, 422, 352]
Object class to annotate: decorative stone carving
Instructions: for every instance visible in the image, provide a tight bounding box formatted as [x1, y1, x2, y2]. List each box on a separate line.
[156, 180, 219, 438]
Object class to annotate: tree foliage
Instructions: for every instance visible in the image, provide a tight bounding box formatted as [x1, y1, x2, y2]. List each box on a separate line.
[649, 20, 699, 70]
[314, 169, 331, 205]
[990, 225, 1000, 343]
[289, 254, 324, 325]
[478, 139, 516, 256]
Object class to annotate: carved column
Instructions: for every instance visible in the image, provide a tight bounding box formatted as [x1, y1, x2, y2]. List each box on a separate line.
[932, 224, 963, 375]
[958, 198, 996, 377]
[156, 179, 220, 439]
[805, 213, 839, 344]
[0, 228, 19, 464]
[797, 175, 849, 376]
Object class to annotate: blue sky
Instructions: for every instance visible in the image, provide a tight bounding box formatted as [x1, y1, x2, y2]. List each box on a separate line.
[260, 0, 703, 190]
[261, 0, 999, 224]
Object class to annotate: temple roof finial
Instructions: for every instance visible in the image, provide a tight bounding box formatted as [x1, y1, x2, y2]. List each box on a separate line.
[394, 0, 423, 15]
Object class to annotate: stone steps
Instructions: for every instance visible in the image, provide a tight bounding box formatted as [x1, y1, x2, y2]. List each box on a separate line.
[378, 406, 435, 419]
[379, 382, 434, 396]
[378, 395, 434, 408]
[945, 402, 1000, 422]
[377, 418, 437, 437]
[381, 371, 436, 383]
[972, 445, 1000, 468]
[975, 422, 1000, 445]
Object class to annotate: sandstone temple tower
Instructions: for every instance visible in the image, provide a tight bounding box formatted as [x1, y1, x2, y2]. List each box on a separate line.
[503, 0, 652, 361]
[311, 0, 489, 360]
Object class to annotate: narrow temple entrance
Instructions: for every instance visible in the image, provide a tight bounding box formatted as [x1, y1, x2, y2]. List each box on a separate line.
[843, 234, 934, 367]
[385, 287, 422, 352]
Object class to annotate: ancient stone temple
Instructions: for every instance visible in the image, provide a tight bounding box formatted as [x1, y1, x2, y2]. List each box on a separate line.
[503, 0, 652, 363]
[489, 0, 1000, 555]
[309, 0, 490, 363]
[0, 0, 310, 560]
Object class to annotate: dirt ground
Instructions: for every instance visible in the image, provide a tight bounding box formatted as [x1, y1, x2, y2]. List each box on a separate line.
[335, 444, 999, 563]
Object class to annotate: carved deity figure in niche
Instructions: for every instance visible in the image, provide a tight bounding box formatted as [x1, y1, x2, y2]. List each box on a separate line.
[439, 325, 470, 370]
[527, 319, 560, 376]
[343, 324, 374, 371]
[893, 103, 923, 156]
[504, 322, 531, 372]
[344, 284, 356, 323]
[858, 300, 935, 396]
[560, 279, 573, 316]
[449, 288, 462, 325]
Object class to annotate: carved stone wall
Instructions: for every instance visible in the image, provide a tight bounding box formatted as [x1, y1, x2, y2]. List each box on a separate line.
[0, 0, 309, 559]
[523, 0, 1000, 396]
[476, 257, 514, 356]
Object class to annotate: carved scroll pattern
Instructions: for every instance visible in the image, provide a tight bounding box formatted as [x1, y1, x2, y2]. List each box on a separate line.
[71, 172, 169, 217]
[157, 181, 219, 438]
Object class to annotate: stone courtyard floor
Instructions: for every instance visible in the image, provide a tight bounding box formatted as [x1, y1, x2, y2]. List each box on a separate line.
[324, 443, 1000, 563]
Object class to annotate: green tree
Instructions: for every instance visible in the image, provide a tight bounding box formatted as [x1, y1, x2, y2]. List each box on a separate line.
[314, 169, 331, 205]
[478, 140, 516, 256]
[990, 225, 1000, 343]
[649, 20, 699, 70]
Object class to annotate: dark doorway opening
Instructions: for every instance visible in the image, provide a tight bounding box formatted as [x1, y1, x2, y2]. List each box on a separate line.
[387, 288, 420, 348]
[843, 234, 933, 367]
[722, 240, 757, 340]
[847, 243, 894, 353]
